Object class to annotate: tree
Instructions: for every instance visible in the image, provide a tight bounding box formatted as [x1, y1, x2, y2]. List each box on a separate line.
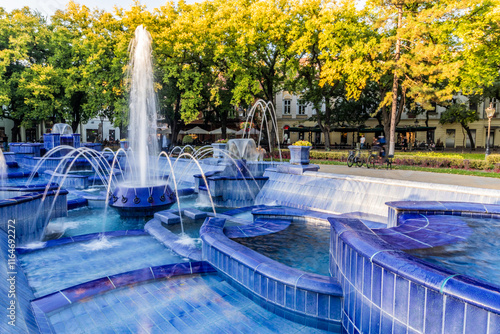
[439, 102, 479, 150]
[368, 0, 489, 155]
[0, 7, 50, 141]
[287, 0, 377, 148]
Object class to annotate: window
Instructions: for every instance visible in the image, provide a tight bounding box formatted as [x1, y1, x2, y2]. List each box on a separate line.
[445, 129, 455, 148]
[297, 100, 306, 115]
[283, 100, 291, 115]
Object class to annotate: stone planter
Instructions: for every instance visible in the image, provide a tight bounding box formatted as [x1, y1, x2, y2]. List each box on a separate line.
[120, 140, 129, 150]
[288, 145, 312, 165]
[211, 143, 227, 159]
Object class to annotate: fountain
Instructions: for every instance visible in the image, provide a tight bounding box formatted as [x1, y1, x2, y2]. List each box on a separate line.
[193, 138, 270, 207]
[109, 25, 175, 216]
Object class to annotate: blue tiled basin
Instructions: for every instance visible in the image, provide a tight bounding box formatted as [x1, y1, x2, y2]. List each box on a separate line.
[110, 182, 176, 217]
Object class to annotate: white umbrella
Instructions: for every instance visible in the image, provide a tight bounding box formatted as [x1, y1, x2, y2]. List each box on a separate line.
[235, 128, 260, 135]
[209, 127, 237, 135]
[185, 126, 210, 135]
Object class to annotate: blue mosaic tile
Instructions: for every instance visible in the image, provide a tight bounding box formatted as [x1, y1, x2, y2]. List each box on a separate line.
[64, 277, 115, 303]
[109, 268, 153, 287]
[285, 285, 294, 309]
[371, 264, 382, 307]
[329, 296, 341, 321]
[362, 258, 371, 298]
[464, 304, 488, 334]
[381, 270, 395, 316]
[444, 296, 465, 334]
[425, 289, 444, 333]
[394, 275, 409, 324]
[408, 282, 425, 332]
[318, 293, 329, 319]
[296, 288, 306, 313]
[360, 298, 370, 333]
[380, 313, 393, 334]
[276, 282, 285, 306]
[306, 291, 318, 316]
[369, 305, 381, 334]
[353, 291, 361, 329]
[32, 292, 70, 313]
[268, 280, 276, 303]
[489, 312, 500, 334]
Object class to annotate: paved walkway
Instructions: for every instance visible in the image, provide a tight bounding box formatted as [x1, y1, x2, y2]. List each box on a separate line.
[317, 164, 500, 190]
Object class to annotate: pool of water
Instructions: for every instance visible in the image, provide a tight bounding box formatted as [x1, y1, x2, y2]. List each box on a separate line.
[407, 216, 500, 287]
[19, 235, 187, 298]
[233, 220, 330, 276]
[45, 195, 220, 238]
[45, 207, 148, 238]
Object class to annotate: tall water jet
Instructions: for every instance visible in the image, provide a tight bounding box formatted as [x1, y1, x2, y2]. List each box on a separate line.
[128, 25, 159, 185]
[110, 25, 175, 216]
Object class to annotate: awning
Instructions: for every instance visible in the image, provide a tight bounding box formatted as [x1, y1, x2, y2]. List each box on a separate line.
[288, 127, 322, 133]
[185, 126, 210, 135]
[209, 127, 237, 135]
[332, 126, 436, 133]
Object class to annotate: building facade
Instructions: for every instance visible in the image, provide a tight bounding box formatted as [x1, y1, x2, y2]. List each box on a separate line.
[275, 91, 499, 151]
[0, 117, 121, 145]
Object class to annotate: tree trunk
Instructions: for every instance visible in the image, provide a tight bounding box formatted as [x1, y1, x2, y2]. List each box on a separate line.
[389, 4, 403, 156]
[12, 120, 21, 142]
[71, 112, 80, 134]
[169, 98, 182, 145]
[464, 125, 475, 150]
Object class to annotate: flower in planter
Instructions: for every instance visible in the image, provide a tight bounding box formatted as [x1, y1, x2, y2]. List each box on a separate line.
[239, 121, 253, 129]
[292, 140, 312, 146]
[215, 139, 228, 143]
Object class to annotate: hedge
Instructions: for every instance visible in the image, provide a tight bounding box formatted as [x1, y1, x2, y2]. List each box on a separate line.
[270, 149, 495, 171]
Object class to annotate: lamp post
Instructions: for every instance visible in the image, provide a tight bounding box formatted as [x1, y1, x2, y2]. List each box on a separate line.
[485, 103, 496, 157]
[99, 114, 105, 142]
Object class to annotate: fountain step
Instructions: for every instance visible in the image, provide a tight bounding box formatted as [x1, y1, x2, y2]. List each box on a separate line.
[183, 208, 208, 220]
[154, 211, 180, 224]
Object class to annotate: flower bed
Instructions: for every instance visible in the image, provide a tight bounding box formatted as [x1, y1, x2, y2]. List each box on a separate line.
[269, 150, 500, 172]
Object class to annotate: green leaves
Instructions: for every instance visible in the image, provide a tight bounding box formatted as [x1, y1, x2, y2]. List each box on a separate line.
[1, 0, 499, 139]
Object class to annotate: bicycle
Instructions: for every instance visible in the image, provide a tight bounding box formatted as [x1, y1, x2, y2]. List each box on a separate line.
[366, 148, 394, 170]
[347, 148, 364, 167]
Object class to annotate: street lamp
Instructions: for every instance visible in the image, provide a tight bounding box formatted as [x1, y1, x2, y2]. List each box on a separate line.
[99, 114, 105, 142]
[485, 103, 496, 157]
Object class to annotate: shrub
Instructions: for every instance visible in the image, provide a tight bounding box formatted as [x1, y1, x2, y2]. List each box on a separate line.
[486, 154, 500, 164]
[414, 151, 463, 159]
[182, 135, 194, 145]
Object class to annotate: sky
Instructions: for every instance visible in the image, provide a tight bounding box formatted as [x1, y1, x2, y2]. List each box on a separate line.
[0, 0, 198, 18]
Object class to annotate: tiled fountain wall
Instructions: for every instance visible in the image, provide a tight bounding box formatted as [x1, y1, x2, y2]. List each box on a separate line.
[0, 189, 68, 245]
[201, 217, 344, 332]
[329, 217, 500, 334]
[256, 170, 500, 218]
[0, 229, 41, 333]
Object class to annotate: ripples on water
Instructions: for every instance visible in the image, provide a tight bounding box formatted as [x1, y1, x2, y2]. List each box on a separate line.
[233, 221, 331, 276]
[407, 216, 500, 287]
